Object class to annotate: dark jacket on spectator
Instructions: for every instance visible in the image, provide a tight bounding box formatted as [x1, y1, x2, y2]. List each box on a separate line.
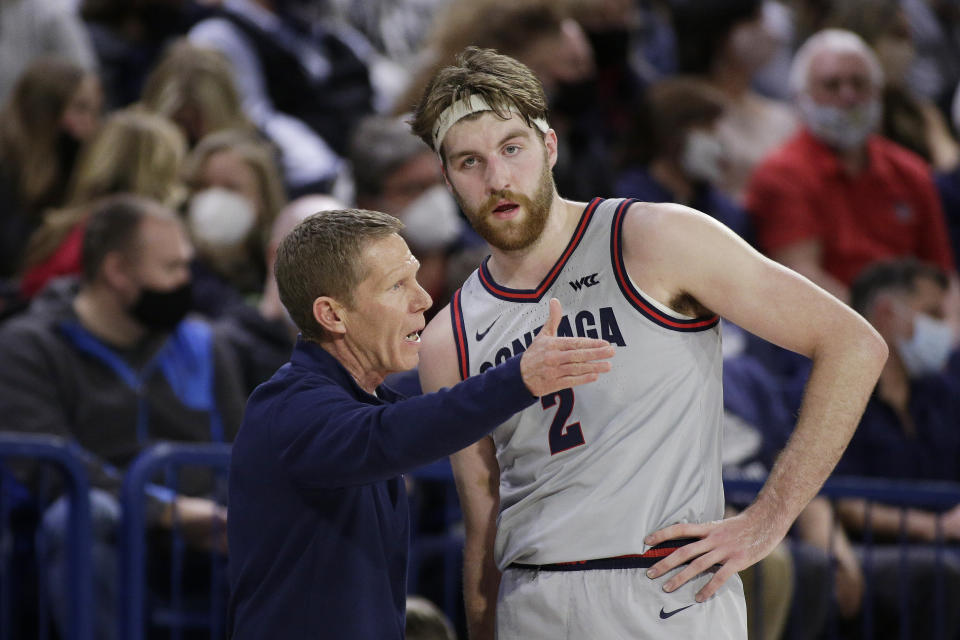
[0, 278, 245, 514]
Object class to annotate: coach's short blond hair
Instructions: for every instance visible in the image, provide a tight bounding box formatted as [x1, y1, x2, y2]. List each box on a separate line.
[275, 208, 403, 342]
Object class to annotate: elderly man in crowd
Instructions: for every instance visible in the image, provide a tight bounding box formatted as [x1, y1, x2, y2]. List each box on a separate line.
[747, 29, 955, 303]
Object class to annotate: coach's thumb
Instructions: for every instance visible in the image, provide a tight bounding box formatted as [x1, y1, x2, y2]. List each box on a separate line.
[542, 298, 562, 337]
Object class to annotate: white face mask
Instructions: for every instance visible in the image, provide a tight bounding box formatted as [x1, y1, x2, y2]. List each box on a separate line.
[187, 187, 257, 248]
[798, 94, 881, 150]
[681, 129, 725, 185]
[897, 312, 955, 377]
[397, 184, 464, 252]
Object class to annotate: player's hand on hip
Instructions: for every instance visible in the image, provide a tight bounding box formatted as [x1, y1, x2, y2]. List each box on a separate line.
[643, 510, 785, 603]
[520, 298, 615, 396]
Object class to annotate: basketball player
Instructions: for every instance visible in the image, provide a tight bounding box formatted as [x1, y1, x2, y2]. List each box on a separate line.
[412, 47, 887, 639]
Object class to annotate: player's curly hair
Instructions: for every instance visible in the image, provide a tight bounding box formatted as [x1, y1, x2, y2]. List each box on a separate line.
[409, 47, 548, 158]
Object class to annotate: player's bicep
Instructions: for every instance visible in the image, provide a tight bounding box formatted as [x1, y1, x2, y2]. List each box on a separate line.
[624, 203, 860, 358]
[418, 303, 463, 393]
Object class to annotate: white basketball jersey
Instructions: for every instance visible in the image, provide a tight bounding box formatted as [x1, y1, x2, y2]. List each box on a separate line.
[451, 197, 725, 569]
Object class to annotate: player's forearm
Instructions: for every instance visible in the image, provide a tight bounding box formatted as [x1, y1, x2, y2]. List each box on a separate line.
[451, 442, 502, 639]
[462, 538, 500, 640]
[748, 328, 887, 534]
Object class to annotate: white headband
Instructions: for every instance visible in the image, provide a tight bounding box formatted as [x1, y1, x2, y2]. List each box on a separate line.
[431, 94, 549, 152]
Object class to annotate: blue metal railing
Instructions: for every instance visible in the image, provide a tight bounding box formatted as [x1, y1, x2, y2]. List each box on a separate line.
[2, 437, 954, 640]
[119, 442, 231, 640]
[0, 434, 92, 640]
[725, 475, 960, 640]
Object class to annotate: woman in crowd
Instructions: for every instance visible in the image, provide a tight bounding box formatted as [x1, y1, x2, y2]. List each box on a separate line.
[140, 39, 254, 148]
[19, 108, 186, 298]
[181, 129, 287, 311]
[0, 58, 103, 278]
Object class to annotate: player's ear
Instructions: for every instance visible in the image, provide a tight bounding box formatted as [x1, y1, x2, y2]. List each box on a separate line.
[544, 129, 558, 169]
[870, 292, 907, 339]
[440, 158, 452, 189]
[313, 296, 347, 336]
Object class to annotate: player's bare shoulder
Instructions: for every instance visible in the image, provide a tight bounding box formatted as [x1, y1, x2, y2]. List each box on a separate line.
[622, 201, 743, 265]
[619, 201, 737, 317]
[418, 303, 461, 391]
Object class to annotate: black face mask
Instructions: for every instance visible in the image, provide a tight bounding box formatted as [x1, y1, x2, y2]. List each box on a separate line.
[550, 78, 599, 117]
[128, 281, 193, 332]
[56, 131, 82, 175]
[587, 28, 631, 68]
[140, 4, 186, 42]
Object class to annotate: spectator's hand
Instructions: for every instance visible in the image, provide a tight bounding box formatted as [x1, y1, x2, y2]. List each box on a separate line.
[834, 544, 864, 619]
[161, 496, 228, 554]
[644, 510, 787, 603]
[940, 503, 960, 540]
[520, 298, 615, 396]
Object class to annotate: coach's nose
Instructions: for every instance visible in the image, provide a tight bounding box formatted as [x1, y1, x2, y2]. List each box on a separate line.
[411, 280, 432, 313]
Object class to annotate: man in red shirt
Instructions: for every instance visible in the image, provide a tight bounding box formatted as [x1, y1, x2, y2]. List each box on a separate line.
[746, 28, 954, 303]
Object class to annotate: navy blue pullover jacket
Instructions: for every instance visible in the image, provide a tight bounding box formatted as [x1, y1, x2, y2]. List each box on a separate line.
[227, 337, 536, 638]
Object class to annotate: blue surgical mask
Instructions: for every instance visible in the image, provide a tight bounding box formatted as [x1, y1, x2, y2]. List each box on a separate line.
[798, 94, 881, 150]
[896, 312, 954, 377]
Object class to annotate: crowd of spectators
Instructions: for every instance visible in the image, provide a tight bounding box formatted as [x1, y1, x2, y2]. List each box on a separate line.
[1, 0, 960, 638]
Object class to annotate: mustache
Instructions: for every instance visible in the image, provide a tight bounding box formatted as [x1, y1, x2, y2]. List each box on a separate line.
[479, 190, 535, 217]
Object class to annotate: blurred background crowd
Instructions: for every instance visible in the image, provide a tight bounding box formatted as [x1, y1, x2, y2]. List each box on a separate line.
[2, 0, 960, 638]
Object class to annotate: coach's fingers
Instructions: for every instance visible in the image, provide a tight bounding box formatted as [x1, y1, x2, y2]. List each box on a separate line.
[542, 298, 563, 337]
[555, 360, 613, 377]
[553, 336, 612, 351]
[555, 344, 616, 362]
[557, 372, 601, 388]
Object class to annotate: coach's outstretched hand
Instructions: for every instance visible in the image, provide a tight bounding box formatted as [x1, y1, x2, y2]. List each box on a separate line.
[520, 298, 615, 397]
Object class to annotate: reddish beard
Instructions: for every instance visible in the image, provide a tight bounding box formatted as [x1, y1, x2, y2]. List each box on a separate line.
[456, 160, 555, 251]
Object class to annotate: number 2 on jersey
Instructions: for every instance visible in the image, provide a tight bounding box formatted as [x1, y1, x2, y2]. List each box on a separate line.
[541, 389, 585, 455]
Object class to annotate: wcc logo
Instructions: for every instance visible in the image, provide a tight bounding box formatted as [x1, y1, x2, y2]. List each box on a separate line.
[569, 273, 600, 291]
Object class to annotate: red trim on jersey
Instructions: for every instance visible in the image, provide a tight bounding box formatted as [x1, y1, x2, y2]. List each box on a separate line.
[450, 289, 469, 381]
[477, 198, 603, 301]
[548, 545, 687, 566]
[611, 200, 719, 330]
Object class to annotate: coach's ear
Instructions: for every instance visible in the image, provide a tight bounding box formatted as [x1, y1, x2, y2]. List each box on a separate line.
[313, 296, 347, 336]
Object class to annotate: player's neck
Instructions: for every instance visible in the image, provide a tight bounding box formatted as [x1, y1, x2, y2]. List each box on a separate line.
[486, 196, 584, 289]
